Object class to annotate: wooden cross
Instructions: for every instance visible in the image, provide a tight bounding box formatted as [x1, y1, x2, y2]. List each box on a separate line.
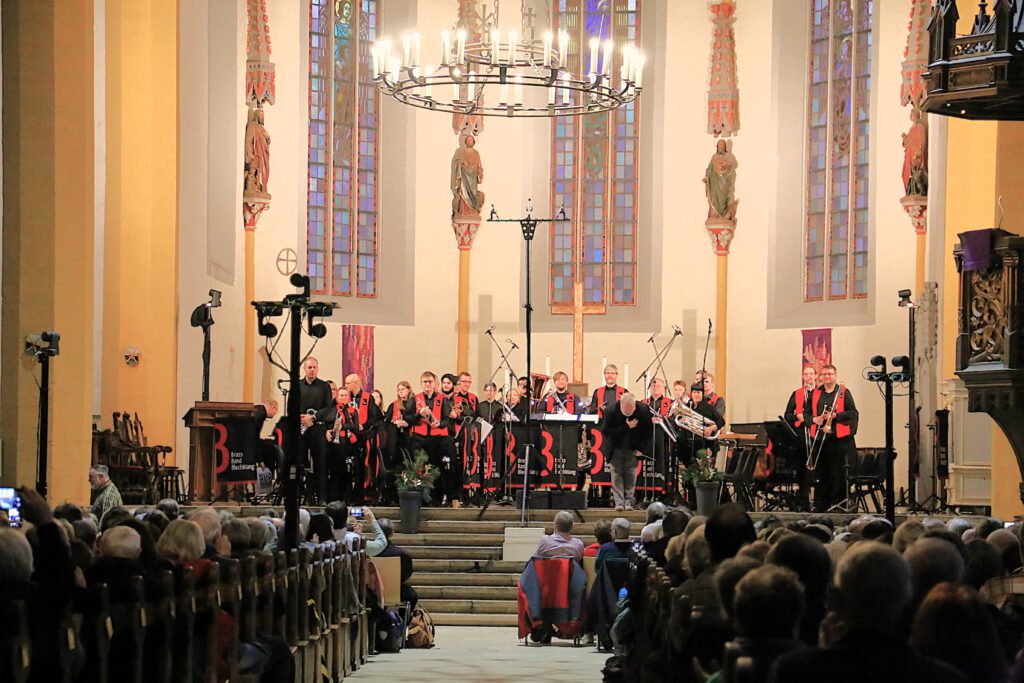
[572, 281, 584, 383]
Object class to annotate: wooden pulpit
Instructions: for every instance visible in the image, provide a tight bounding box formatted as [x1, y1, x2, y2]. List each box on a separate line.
[183, 401, 257, 502]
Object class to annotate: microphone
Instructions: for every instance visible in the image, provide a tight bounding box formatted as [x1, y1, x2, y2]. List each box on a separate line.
[672, 325, 683, 336]
[646, 332, 657, 344]
[484, 325, 495, 336]
[276, 379, 291, 390]
[507, 339, 520, 350]
[708, 318, 713, 332]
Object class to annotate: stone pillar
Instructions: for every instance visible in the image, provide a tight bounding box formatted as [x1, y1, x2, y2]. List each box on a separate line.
[453, 219, 480, 372]
[1, 0, 96, 502]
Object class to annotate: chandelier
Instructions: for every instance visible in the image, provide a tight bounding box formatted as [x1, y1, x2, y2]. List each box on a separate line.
[370, 10, 645, 118]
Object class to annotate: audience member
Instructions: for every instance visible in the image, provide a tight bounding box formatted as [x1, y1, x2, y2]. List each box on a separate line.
[223, 517, 253, 557]
[705, 504, 756, 564]
[84, 526, 144, 594]
[99, 506, 132, 532]
[945, 517, 972, 538]
[244, 516, 270, 551]
[910, 582, 1007, 683]
[737, 540, 770, 563]
[964, 538, 1004, 590]
[54, 502, 84, 523]
[586, 519, 613, 558]
[640, 502, 667, 543]
[714, 556, 762, 626]
[766, 533, 831, 646]
[305, 513, 335, 546]
[770, 542, 967, 683]
[596, 517, 634, 572]
[904, 537, 965, 611]
[89, 465, 123, 521]
[892, 520, 925, 553]
[535, 511, 585, 561]
[156, 519, 205, 564]
[155, 498, 180, 521]
[976, 518, 1005, 541]
[376, 518, 417, 608]
[644, 510, 688, 566]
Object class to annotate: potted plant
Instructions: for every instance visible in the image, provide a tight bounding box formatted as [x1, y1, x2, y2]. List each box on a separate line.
[396, 449, 439, 533]
[680, 448, 721, 516]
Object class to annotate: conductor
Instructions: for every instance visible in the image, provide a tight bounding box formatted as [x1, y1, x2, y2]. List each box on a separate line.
[600, 393, 653, 511]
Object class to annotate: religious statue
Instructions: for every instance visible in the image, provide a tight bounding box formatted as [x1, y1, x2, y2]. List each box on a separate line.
[902, 107, 928, 197]
[703, 139, 738, 222]
[451, 133, 485, 220]
[244, 107, 271, 198]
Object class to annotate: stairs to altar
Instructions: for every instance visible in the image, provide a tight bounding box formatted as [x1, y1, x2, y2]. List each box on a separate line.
[376, 506, 648, 626]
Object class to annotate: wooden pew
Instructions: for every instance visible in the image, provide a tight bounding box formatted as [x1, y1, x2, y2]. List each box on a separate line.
[172, 568, 196, 683]
[273, 551, 288, 641]
[334, 546, 352, 680]
[107, 575, 146, 683]
[356, 541, 369, 667]
[320, 545, 336, 680]
[239, 555, 259, 644]
[218, 559, 242, 682]
[285, 550, 299, 649]
[0, 599, 31, 683]
[256, 552, 277, 638]
[75, 583, 111, 683]
[143, 571, 176, 683]
[192, 561, 221, 683]
[305, 547, 325, 682]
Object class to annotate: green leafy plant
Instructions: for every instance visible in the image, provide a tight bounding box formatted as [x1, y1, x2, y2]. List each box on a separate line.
[679, 448, 719, 485]
[395, 449, 440, 503]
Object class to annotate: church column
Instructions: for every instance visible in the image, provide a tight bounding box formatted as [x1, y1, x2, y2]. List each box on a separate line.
[704, 0, 739, 398]
[101, 0, 179, 452]
[242, 0, 276, 402]
[899, 0, 931, 296]
[1, 0, 95, 502]
[453, 221, 478, 371]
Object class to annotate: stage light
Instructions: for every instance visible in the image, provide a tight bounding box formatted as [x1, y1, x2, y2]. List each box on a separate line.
[307, 319, 328, 339]
[897, 289, 915, 308]
[891, 355, 912, 382]
[868, 355, 888, 382]
[253, 301, 283, 338]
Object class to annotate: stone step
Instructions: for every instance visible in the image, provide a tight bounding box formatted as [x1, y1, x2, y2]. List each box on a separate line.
[413, 559, 526, 573]
[411, 519, 646, 536]
[415, 585, 518, 600]
[392, 533, 504, 547]
[413, 572, 521, 587]
[419, 598, 517, 615]
[371, 506, 649, 523]
[430, 612, 518, 627]
[405, 546, 502, 560]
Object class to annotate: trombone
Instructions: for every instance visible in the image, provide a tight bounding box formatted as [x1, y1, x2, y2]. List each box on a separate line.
[807, 383, 844, 471]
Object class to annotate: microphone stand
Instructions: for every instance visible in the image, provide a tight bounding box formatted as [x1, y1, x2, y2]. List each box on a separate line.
[634, 328, 683, 505]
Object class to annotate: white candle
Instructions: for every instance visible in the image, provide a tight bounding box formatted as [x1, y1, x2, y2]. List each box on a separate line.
[543, 31, 553, 66]
[624, 363, 630, 390]
[500, 80, 508, 104]
[452, 79, 460, 102]
[514, 75, 523, 105]
[548, 78, 556, 105]
[413, 33, 421, 66]
[402, 33, 411, 67]
[441, 30, 450, 65]
[371, 45, 380, 77]
[558, 30, 569, 67]
[588, 38, 599, 76]
[602, 40, 614, 77]
[560, 71, 570, 105]
[467, 72, 475, 102]
[509, 31, 518, 64]
[491, 30, 500, 64]
[388, 55, 400, 84]
[634, 54, 646, 88]
[457, 29, 467, 64]
[545, 356, 551, 378]
[424, 65, 434, 98]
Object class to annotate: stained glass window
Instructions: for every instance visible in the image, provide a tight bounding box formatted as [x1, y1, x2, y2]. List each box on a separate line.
[805, 0, 871, 301]
[307, 0, 379, 298]
[551, 0, 640, 311]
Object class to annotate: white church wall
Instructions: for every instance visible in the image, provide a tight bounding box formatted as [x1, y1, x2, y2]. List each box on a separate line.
[173, 0, 927, 499]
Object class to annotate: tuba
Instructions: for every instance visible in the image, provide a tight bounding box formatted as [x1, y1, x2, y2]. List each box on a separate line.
[673, 404, 720, 440]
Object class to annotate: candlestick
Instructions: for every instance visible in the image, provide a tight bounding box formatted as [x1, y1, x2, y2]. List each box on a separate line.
[509, 31, 518, 65]
[514, 75, 523, 106]
[371, 45, 380, 77]
[423, 65, 434, 98]
[441, 30, 450, 65]
[602, 40, 614, 77]
[402, 33, 411, 67]
[413, 33, 421, 66]
[634, 55, 646, 88]
[491, 30, 500, 64]
[588, 38, 599, 76]
[560, 71, 570, 105]
[558, 30, 569, 67]
[543, 31, 553, 66]
[500, 80, 508, 104]
[545, 356, 551, 378]
[456, 29, 466, 65]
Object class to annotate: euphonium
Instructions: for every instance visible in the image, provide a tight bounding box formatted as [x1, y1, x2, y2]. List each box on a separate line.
[673, 403, 720, 440]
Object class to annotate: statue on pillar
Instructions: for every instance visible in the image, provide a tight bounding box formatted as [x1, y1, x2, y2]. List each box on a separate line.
[703, 139, 738, 222]
[244, 107, 271, 199]
[451, 133, 485, 221]
[901, 107, 928, 197]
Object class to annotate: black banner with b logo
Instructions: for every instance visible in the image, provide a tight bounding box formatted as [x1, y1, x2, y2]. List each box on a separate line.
[214, 417, 257, 484]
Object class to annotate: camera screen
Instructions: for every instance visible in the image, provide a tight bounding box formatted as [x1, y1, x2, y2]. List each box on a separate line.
[352, 507, 364, 519]
[0, 487, 22, 527]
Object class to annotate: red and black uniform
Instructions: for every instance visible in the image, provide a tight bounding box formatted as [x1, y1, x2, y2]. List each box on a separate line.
[543, 391, 577, 414]
[644, 395, 675, 495]
[784, 387, 812, 429]
[406, 391, 456, 505]
[384, 397, 413, 469]
[475, 399, 504, 490]
[783, 385, 816, 511]
[644, 395, 673, 417]
[588, 385, 625, 418]
[804, 385, 858, 512]
[451, 391, 478, 499]
[327, 401, 357, 503]
[705, 391, 726, 421]
[348, 389, 382, 503]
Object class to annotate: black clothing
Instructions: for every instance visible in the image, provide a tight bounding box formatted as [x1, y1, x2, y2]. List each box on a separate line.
[588, 384, 625, 416]
[803, 386, 859, 439]
[769, 630, 968, 683]
[784, 388, 813, 428]
[477, 399, 502, 423]
[682, 399, 725, 453]
[377, 542, 414, 584]
[83, 557, 144, 597]
[298, 376, 336, 424]
[600, 401, 654, 457]
[805, 386, 858, 512]
[297, 377, 334, 503]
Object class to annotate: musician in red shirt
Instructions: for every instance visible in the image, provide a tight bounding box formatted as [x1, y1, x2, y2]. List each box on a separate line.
[588, 364, 625, 418]
[406, 371, 457, 506]
[804, 364, 859, 512]
[344, 373, 382, 504]
[784, 365, 818, 510]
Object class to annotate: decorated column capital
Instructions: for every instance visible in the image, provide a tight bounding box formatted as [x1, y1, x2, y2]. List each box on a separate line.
[901, 195, 928, 235]
[705, 220, 736, 256]
[452, 219, 481, 250]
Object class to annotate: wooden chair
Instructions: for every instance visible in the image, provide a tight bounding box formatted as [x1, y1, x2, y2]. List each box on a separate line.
[107, 575, 146, 683]
[0, 599, 31, 683]
[272, 551, 289, 641]
[285, 549, 300, 649]
[192, 562, 221, 683]
[255, 552, 277, 638]
[143, 571, 176, 683]
[356, 542, 370, 667]
[75, 583, 112, 683]
[334, 546, 353, 680]
[239, 555, 259, 643]
[305, 547, 326, 681]
[218, 559, 242, 682]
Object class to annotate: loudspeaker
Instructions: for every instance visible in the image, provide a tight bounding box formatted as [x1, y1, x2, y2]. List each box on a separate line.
[515, 489, 588, 510]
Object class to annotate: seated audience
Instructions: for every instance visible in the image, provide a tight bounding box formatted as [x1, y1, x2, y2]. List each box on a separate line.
[596, 517, 635, 572]
[640, 502, 667, 542]
[84, 525, 143, 594]
[305, 513, 335, 546]
[964, 538, 1004, 590]
[892, 520, 925, 553]
[586, 519, 614, 558]
[644, 510, 688, 567]
[766, 533, 831, 646]
[376, 518, 418, 608]
[910, 582, 1007, 683]
[223, 517, 253, 557]
[155, 497, 180, 521]
[535, 510, 584, 562]
[904, 537, 965, 612]
[770, 542, 967, 683]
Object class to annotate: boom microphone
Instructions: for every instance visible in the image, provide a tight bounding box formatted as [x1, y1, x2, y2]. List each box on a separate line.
[507, 339, 520, 350]
[484, 325, 495, 336]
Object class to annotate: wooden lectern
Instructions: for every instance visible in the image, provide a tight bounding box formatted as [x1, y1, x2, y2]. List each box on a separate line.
[183, 401, 257, 502]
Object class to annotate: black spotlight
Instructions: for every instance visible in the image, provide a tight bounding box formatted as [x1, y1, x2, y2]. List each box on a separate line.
[891, 355, 912, 382]
[897, 289, 914, 307]
[868, 355, 888, 382]
[254, 302, 283, 337]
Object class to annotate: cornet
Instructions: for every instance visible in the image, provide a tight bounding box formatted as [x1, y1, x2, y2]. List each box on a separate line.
[807, 383, 844, 471]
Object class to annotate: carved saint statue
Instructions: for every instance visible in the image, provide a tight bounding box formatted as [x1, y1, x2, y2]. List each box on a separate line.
[902, 107, 928, 197]
[244, 107, 271, 198]
[451, 133, 485, 220]
[703, 138, 738, 222]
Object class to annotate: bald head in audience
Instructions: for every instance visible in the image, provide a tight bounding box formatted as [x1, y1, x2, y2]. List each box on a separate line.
[99, 526, 142, 560]
[834, 542, 911, 633]
[0, 528, 34, 583]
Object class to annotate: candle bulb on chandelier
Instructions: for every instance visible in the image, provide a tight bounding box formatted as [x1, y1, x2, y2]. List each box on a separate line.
[602, 40, 614, 78]
[402, 33, 411, 67]
[456, 29, 467, 65]
[423, 65, 434, 98]
[560, 71, 570, 105]
[634, 54, 646, 88]
[543, 31, 553, 66]
[491, 30, 500, 64]
[588, 38, 599, 77]
[514, 75, 524, 106]
[388, 55, 400, 85]
[548, 77, 556, 105]
[412, 33, 421, 66]
[509, 31, 518, 65]
[558, 30, 569, 67]
[467, 72, 475, 102]
[621, 44, 633, 82]
[441, 30, 450, 65]
[371, 44, 380, 77]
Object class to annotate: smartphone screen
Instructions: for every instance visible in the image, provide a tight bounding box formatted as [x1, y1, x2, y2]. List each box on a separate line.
[352, 507, 364, 519]
[0, 487, 22, 527]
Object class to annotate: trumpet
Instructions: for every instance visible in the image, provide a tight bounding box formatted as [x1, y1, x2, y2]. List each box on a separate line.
[673, 403, 719, 440]
[300, 408, 318, 435]
[807, 383, 844, 471]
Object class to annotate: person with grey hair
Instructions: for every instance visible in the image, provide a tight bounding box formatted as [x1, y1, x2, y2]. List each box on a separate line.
[641, 502, 667, 542]
[155, 498, 180, 521]
[534, 510, 585, 561]
[600, 392, 653, 510]
[904, 537, 965, 611]
[244, 517, 270, 551]
[770, 542, 967, 683]
[946, 516, 972, 538]
[596, 517, 634, 572]
[89, 465, 123, 521]
[0, 527, 34, 583]
[85, 526, 145, 594]
[222, 518, 252, 557]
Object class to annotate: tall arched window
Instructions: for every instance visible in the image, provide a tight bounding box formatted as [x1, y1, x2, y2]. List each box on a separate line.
[805, 0, 871, 301]
[308, 0, 380, 298]
[550, 0, 640, 313]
